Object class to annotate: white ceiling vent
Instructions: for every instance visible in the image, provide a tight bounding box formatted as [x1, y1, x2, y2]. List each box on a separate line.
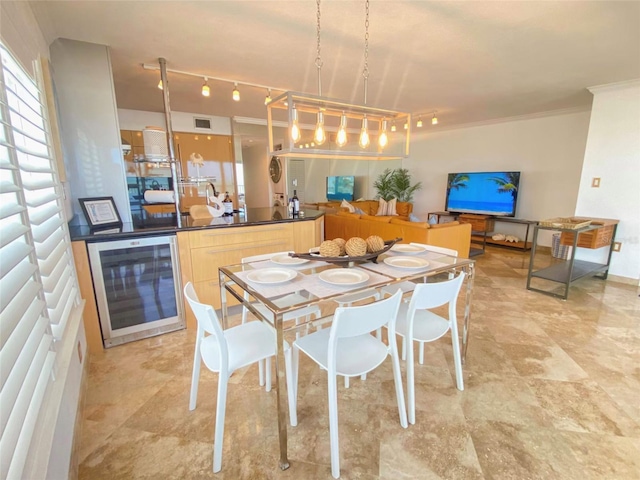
[194, 117, 212, 130]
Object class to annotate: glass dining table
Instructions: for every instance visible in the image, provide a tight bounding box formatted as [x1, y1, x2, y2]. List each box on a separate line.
[218, 247, 475, 471]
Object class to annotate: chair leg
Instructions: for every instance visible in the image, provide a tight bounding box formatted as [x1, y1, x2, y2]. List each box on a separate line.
[419, 342, 425, 365]
[361, 373, 366, 381]
[241, 292, 249, 324]
[189, 349, 201, 411]
[344, 376, 350, 388]
[401, 337, 407, 361]
[285, 348, 297, 427]
[406, 338, 416, 425]
[212, 373, 229, 473]
[328, 373, 340, 479]
[451, 330, 464, 391]
[391, 339, 409, 428]
[258, 359, 265, 387]
[265, 356, 272, 392]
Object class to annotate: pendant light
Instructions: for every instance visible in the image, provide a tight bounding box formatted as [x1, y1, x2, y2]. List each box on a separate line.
[201, 77, 210, 97]
[359, 0, 371, 150]
[416, 116, 423, 128]
[264, 88, 272, 105]
[378, 119, 388, 148]
[313, 0, 326, 145]
[291, 105, 301, 142]
[432, 111, 438, 125]
[232, 83, 240, 101]
[336, 112, 348, 147]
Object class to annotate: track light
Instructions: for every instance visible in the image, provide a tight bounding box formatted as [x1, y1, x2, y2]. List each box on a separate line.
[291, 106, 301, 142]
[359, 116, 370, 149]
[158, 79, 163, 90]
[265, 89, 272, 105]
[202, 77, 210, 97]
[416, 116, 423, 128]
[432, 111, 438, 125]
[232, 83, 240, 101]
[391, 122, 397, 132]
[404, 121, 408, 130]
[314, 111, 326, 145]
[336, 113, 348, 147]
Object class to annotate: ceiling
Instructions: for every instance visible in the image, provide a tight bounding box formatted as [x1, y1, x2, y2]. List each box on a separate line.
[30, 1, 640, 128]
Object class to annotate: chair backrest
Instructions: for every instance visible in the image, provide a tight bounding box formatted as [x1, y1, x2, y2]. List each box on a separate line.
[184, 282, 225, 339]
[410, 242, 458, 258]
[330, 289, 402, 340]
[241, 251, 293, 263]
[408, 272, 465, 312]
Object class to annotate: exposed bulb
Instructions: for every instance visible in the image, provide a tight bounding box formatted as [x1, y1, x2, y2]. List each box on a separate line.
[432, 113, 438, 125]
[158, 79, 163, 90]
[291, 106, 301, 142]
[232, 83, 240, 101]
[314, 111, 326, 145]
[359, 117, 370, 149]
[336, 113, 348, 147]
[202, 78, 210, 97]
[378, 119, 388, 148]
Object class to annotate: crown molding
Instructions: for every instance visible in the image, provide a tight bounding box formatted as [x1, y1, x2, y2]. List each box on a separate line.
[588, 78, 640, 95]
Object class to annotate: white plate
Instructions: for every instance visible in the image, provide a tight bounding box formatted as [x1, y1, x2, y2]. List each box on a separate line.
[319, 269, 369, 286]
[384, 256, 430, 269]
[390, 244, 427, 255]
[270, 254, 309, 266]
[246, 268, 297, 285]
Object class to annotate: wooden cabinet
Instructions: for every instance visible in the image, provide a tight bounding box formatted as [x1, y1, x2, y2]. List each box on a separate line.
[177, 218, 323, 329]
[174, 133, 236, 211]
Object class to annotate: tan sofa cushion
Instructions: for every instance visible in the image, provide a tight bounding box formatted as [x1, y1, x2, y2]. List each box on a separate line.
[390, 218, 429, 229]
[431, 221, 460, 229]
[336, 211, 361, 219]
[362, 214, 392, 223]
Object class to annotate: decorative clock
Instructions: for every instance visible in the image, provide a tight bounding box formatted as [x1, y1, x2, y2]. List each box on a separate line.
[269, 156, 282, 183]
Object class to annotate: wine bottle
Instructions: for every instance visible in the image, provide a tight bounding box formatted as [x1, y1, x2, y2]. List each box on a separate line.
[223, 191, 233, 215]
[292, 190, 300, 216]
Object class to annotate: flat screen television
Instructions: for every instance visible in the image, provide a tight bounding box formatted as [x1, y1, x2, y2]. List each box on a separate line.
[445, 171, 521, 217]
[326, 175, 355, 201]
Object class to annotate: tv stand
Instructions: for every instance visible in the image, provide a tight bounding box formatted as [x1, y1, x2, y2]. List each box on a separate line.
[427, 211, 538, 252]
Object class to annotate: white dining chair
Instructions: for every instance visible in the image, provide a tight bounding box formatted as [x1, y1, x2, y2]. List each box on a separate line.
[241, 251, 322, 386]
[391, 273, 466, 425]
[184, 282, 296, 473]
[291, 290, 407, 479]
[380, 243, 459, 364]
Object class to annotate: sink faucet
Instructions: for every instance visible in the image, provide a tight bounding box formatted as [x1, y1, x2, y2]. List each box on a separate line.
[206, 182, 218, 205]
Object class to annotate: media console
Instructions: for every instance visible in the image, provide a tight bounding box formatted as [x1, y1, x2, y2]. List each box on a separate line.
[427, 212, 538, 252]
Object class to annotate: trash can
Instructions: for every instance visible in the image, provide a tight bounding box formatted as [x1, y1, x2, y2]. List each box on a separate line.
[551, 233, 570, 259]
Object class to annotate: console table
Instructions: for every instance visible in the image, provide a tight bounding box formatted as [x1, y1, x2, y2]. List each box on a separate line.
[526, 218, 619, 299]
[427, 212, 538, 252]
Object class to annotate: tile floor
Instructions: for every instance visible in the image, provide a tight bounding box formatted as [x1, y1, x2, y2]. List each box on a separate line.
[76, 248, 640, 479]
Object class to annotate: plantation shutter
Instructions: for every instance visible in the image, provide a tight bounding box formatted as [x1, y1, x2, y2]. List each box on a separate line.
[0, 42, 80, 479]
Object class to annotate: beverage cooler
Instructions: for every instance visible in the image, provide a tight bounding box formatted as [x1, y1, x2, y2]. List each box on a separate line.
[88, 235, 185, 347]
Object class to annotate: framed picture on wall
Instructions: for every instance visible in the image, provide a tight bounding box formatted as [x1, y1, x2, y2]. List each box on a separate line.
[79, 197, 122, 229]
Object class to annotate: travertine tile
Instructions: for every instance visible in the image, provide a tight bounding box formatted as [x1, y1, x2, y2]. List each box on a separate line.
[77, 248, 640, 479]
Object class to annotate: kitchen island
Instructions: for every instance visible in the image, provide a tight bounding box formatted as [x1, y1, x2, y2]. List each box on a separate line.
[71, 207, 324, 353]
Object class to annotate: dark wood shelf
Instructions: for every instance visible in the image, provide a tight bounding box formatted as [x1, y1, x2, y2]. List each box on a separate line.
[530, 259, 609, 284]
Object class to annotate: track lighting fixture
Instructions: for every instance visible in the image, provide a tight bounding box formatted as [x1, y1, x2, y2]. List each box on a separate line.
[232, 83, 240, 101]
[265, 89, 272, 105]
[416, 116, 423, 128]
[157, 79, 163, 90]
[202, 77, 210, 97]
[432, 111, 438, 125]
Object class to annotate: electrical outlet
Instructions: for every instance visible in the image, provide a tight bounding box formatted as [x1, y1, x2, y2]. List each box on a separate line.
[591, 177, 601, 188]
[613, 242, 622, 252]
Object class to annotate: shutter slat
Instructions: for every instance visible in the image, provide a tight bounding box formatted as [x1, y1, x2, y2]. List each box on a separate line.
[43, 265, 71, 306]
[31, 215, 63, 245]
[0, 221, 28, 248]
[21, 176, 55, 192]
[0, 180, 20, 194]
[0, 241, 33, 280]
[37, 241, 66, 278]
[0, 201, 25, 220]
[50, 289, 76, 339]
[26, 203, 58, 226]
[0, 260, 37, 312]
[47, 280, 73, 326]
[0, 282, 42, 349]
[24, 191, 58, 208]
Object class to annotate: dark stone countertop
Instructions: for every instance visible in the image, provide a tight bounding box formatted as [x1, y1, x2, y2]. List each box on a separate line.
[69, 207, 323, 242]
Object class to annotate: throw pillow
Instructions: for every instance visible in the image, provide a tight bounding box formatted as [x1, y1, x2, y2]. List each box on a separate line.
[340, 199, 355, 213]
[376, 198, 399, 216]
[409, 213, 421, 222]
[354, 207, 366, 215]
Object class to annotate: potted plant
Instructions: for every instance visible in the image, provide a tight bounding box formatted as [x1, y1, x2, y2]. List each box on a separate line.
[374, 168, 422, 202]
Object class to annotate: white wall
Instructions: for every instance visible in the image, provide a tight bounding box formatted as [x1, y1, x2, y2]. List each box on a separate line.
[1, 8, 87, 480]
[574, 81, 640, 281]
[405, 111, 592, 244]
[118, 108, 231, 135]
[51, 39, 132, 225]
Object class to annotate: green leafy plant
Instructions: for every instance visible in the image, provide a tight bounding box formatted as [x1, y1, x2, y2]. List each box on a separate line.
[374, 168, 422, 202]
